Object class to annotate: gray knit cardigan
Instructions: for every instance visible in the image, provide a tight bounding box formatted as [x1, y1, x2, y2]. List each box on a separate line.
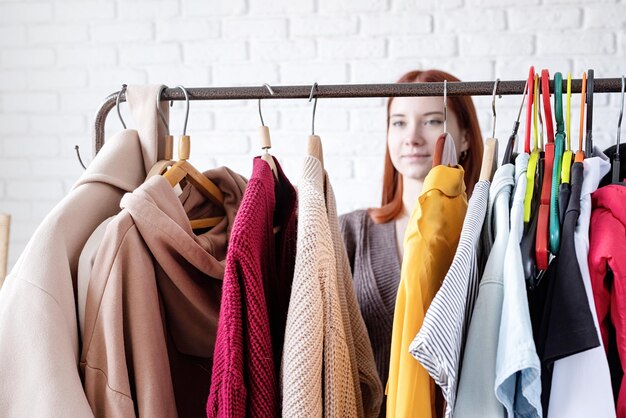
[339, 209, 402, 394]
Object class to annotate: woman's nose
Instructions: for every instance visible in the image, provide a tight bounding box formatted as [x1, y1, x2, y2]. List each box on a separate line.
[404, 127, 424, 145]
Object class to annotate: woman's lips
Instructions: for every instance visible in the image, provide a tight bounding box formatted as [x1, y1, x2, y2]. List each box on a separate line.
[402, 154, 430, 160]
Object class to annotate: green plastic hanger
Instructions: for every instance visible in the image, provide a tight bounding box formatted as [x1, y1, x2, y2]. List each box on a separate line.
[549, 72, 565, 254]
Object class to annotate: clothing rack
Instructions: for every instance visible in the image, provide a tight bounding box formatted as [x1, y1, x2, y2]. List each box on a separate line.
[93, 77, 625, 155]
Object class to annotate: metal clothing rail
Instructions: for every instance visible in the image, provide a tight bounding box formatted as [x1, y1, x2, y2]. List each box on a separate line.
[93, 78, 625, 155]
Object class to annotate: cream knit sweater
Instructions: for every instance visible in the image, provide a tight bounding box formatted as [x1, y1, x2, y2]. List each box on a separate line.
[282, 155, 382, 418]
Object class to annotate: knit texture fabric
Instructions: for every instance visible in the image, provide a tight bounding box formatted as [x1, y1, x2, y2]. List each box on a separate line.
[339, 209, 401, 399]
[283, 155, 380, 417]
[207, 157, 297, 418]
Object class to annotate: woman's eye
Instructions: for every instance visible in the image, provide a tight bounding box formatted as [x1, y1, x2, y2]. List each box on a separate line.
[392, 120, 406, 128]
[424, 119, 443, 126]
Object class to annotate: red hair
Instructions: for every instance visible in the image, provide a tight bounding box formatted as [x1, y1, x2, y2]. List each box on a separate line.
[369, 69, 483, 224]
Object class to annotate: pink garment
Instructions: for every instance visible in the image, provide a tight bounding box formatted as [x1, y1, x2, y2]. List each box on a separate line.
[207, 157, 297, 418]
[589, 184, 626, 418]
[81, 169, 246, 418]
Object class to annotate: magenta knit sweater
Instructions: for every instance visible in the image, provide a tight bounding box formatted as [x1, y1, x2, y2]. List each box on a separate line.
[207, 157, 297, 418]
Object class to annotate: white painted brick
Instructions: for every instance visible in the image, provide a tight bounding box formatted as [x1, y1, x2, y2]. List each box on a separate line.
[183, 0, 246, 17]
[27, 69, 88, 89]
[390, 35, 457, 58]
[350, 108, 387, 133]
[3, 136, 59, 158]
[362, 13, 433, 35]
[320, 0, 388, 13]
[60, 136, 91, 159]
[10, 221, 43, 245]
[213, 63, 279, 86]
[332, 179, 382, 211]
[54, 2, 115, 21]
[392, 0, 463, 11]
[469, 0, 539, 5]
[249, 0, 314, 14]
[350, 60, 426, 83]
[59, 89, 107, 112]
[0, 201, 31, 222]
[117, 1, 180, 20]
[91, 22, 153, 44]
[0, 71, 27, 91]
[265, 133, 313, 156]
[156, 20, 220, 42]
[460, 33, 534, 56]
[319, 38, 386, 60]
[57, 46, 117, 67]
[29, 114, 85, 134]
[145, 65, 211, 87]
[169, 107, 214, 132]
[0, 3, 53, 23]
[119, 43, 181, 65]
[1, 93, 58, 112]
[30, 158, 84, 179]
[6, 180, 64, 200]
[183, 40, 248, 64]
[509, 7, 582, 30]
[495, 57, 573, 80]
[354, 155, 384, 179]
[1, 48, 55, 69]
[280, 108, 349, 132]
[87, 68, 148, 89]
[0, 114, 28, 134]
[30, 200, 59, 223]
[281, 62, 349, 84]
[422, 57, 495, 81]
[188, 133, 251, 155]
[0, 25, 26, 46]
[214, 108, 278, 131]
[544, 0, 615, 3]
[437, 9, 506, 32]
[585, 4, 626, 28]
[28, 23, 89, 44]
[291, 16, 358, 37]
[0, 159, 31, 179]
[223, 18, 288, 39]
[250, 40, 316, 62]
[538, 31, 615, 55]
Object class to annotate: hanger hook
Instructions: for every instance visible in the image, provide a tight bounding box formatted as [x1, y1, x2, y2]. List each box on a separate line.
[443, 80, 447, 133]
[174, 85, 190, 136]
[258, 83, 275, 127]
[156, 85, 170, 135]
[309, 82, 318, 135]
[617, 75, 625, 155]
[116, 84, 127, 129]
[516, 78, 529, 123]
[491, 78, 500, 138]
[74, 145, 87, 170]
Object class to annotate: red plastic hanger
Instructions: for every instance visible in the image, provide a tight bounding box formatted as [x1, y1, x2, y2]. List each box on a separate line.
[536, 69, 555, 270]
[524, 66, 535, 154]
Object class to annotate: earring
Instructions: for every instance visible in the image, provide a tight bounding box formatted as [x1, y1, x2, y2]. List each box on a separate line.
[460, 150, 468, 161]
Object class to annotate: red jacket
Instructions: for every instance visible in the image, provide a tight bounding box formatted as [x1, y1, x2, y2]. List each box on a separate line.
[589, 184, 626, 417]
[207, 157, 297, 418]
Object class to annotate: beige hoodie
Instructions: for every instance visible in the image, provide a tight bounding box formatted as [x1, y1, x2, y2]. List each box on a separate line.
[81, 169, 246, 418]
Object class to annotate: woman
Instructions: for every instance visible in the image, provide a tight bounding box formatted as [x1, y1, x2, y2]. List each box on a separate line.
[339, 69, 483, 404]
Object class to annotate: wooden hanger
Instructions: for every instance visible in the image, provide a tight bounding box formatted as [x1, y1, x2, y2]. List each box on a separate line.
[575, 72, 587, 163]
[433, 80, 458, 168]
[162, 86, 225, 230]
[549, 72, 566, 254]
[536, 70, 555, 270]
[147, 86, 175, 178]
[480, 79, 501, 181]
[259, 83, 279, 179]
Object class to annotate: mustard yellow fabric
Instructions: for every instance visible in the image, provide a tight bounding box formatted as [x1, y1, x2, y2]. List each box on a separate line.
[386, 165, 468, 418]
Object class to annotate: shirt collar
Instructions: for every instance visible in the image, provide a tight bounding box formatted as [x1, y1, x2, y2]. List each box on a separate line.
[421, 165, 466, 198]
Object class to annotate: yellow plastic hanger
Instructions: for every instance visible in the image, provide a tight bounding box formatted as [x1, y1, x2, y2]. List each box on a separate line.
[524, 73, 541, 223]
[561, 73, 573, 183]
[162, 86, 225, 230]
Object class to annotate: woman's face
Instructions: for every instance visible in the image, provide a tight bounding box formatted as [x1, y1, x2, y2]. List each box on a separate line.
[387, 96, 469, 181]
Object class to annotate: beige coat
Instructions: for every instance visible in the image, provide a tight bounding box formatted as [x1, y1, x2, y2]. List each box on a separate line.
[81, 170, 246, 418]
[282, 155, 382, 418]
[0, 85, 169, 417]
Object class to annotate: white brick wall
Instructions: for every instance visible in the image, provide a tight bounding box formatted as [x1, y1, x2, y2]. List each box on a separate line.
[1, 0, 625, 269]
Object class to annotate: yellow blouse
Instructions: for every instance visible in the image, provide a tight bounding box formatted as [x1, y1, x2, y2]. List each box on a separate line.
[386, 165, 468, 418]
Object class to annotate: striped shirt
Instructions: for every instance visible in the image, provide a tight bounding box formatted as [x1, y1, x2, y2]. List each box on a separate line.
[409, 180, 490, 418]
